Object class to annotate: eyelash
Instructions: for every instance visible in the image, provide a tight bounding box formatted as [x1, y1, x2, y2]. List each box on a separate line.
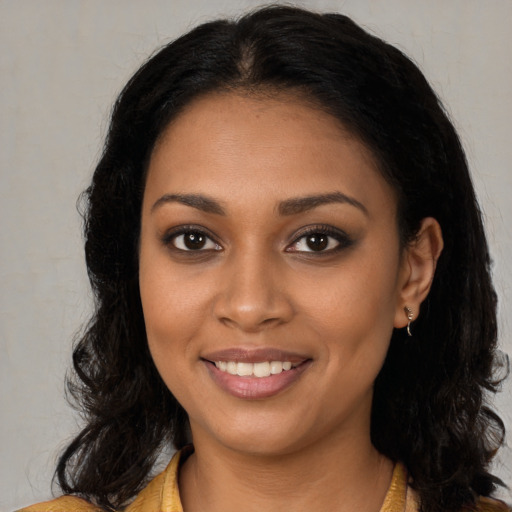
[286, 225, 353, 255]
[162, 225, 222, 253]
[161, 224, 353, 255]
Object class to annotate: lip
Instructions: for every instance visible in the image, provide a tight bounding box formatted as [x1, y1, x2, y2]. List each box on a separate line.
[202, 348, 312, 399]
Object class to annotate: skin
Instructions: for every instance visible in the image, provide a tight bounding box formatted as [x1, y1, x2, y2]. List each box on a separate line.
[139, 91, 443, 512]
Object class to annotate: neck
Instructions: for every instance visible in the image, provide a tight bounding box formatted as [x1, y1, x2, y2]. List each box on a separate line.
[179, 427, 393, 512]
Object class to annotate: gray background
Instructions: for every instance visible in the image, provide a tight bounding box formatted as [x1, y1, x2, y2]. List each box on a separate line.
[1, 1, 511, 510]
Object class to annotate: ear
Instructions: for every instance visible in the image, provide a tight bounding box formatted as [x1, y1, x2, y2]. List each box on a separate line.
[394, 217, 444, 329]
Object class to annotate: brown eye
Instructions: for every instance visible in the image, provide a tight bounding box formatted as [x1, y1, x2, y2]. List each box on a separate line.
[171, 231, 220, 251]
[305, 234, 329, 251]
[286, 225, 353, 254]
[289, 232, 340, 253]
[184, 232, 206, 250]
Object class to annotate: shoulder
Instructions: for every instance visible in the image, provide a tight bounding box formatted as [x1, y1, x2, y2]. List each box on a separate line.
[16, 495, 103, 512]
[472, 496, 511, 512]
[16, 449, 187, 512]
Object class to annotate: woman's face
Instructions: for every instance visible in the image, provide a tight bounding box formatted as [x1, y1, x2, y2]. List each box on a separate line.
[139, 92, 411, 455]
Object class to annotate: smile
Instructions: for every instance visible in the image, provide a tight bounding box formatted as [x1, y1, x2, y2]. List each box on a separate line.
[214, 360, 298, 377]
[203, 354, 311, 399]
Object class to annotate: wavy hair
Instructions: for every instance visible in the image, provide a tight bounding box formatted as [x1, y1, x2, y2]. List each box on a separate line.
[56, 6, 507, 511]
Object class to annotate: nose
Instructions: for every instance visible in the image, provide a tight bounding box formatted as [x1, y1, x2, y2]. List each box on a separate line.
[213, 250, 294, 332]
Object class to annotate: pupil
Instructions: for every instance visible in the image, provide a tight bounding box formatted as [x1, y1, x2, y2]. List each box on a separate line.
[306, 234, 328, 251]
[184, 232, 206, 250]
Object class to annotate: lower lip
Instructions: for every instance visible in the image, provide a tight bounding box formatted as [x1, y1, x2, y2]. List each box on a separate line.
[204, 360, 311, 399]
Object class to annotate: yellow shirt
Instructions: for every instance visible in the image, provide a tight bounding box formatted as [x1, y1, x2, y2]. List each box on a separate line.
[17, 450, 508, 512]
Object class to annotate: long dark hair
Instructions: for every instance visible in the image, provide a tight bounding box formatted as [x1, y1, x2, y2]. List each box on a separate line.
[56, 6, 507, 511]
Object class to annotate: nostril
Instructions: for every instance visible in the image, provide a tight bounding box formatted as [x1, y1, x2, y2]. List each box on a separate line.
[212, 273, 294, 331]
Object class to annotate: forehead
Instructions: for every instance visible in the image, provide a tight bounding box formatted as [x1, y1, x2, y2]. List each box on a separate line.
[145, 91, 396, 218]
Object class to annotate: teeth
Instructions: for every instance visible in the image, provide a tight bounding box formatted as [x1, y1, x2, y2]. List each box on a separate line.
[236, 362, 253, 376]
[253, 361, 270, 377]
[270, 361, 283, 374]
[214, 360, 297, 377]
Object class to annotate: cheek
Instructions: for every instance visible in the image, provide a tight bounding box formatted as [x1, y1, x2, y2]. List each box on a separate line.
[140, 275, 204, 410]
[296, 256, 399, 333]
[140, 271, 205, 352]
[294, 251, 399, 370]
[138, 242, 206, 385]
[139, 230, 212, 332]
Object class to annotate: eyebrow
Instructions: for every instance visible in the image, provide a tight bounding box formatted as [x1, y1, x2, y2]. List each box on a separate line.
[278, 192, 368, 216]
[151, 193, 226, 215]
[151, 191, 367, 217]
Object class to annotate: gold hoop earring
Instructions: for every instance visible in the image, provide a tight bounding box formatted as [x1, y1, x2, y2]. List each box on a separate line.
[404, 306, 413, 336]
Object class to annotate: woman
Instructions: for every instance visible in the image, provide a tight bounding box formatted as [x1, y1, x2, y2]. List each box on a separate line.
[20, 5, 509, 512]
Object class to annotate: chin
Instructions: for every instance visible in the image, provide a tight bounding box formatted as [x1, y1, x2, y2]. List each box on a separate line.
[190, 410, 310, 457]
[190, 405, 345, 459]
[218, 432, 307, 457]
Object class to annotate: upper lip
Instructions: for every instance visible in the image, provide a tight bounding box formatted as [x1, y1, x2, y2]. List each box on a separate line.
[201, 347, 310, 364]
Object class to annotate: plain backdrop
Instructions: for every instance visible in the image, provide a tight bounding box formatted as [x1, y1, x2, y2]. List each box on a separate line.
[1, 1, 511, 510]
